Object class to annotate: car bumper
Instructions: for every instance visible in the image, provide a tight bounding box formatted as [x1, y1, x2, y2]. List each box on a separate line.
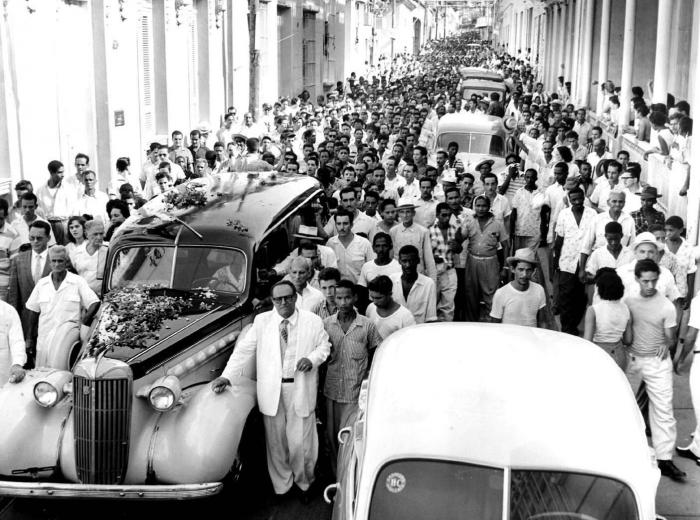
[0, 481, 223, 500]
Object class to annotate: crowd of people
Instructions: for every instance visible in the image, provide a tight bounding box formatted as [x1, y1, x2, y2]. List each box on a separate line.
[0, 35, 698, 503]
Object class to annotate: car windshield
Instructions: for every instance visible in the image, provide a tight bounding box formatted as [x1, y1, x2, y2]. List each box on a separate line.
[437, 132, 505, 157]
[509, 469, 638, 520]
[369, 461, 638, 520]
[109, 246, 246, 300]
[370, 460, 504, 520]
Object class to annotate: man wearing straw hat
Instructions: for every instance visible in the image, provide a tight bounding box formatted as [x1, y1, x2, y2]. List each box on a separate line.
[490, 248, 547, 327]
[390, 198, 437, 283]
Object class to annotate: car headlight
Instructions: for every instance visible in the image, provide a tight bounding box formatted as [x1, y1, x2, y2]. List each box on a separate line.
[149, 386, 176, 411]
[147, 375, 182, 412]
[34, 382, 59, 408]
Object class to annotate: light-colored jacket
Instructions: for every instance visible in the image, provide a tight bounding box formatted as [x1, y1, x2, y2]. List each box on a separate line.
[0, 300, 26, 384]
[221, 309, 330, 417]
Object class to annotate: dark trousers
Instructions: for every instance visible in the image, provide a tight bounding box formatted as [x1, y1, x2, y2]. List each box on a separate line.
[49, 219, 67, 245]
[557, 270, 586, 335]
[454, 267, 467, 322]
[464, 255, 500, 322]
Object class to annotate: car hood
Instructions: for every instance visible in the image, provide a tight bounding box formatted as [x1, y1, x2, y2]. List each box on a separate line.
[91, 299, 246, 379]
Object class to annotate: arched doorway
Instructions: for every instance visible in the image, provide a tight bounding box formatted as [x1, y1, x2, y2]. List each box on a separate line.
[413, 19, 421, 55]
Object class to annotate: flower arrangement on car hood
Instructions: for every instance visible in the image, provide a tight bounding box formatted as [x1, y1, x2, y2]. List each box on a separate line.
[162, 183, 209, 211]
[89, 286, 216, 355]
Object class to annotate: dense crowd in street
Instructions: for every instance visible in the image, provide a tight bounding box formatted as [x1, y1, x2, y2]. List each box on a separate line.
[0, 34, 699, 504]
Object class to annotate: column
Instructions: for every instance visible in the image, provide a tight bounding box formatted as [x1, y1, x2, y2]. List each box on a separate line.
[556, 2, 567, 85]
[578, 0, 595, 108]
[549, 6, 559, 90]
[564, 0, 575, 80]
[571, 0, 584, 102]
[511, 8, 517, 54]
[596, 0, 612, 112]
[618, 0, 637, 128]
[652, 0, 673, 104]
[686, 2, 700, 244]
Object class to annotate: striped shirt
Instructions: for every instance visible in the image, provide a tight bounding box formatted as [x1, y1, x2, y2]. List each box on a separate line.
[323, 313, 383, 403]
[428, 220, 459, 268]
[311, 300, 337, 320]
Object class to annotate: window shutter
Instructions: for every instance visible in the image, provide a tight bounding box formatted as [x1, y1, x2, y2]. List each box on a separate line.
[138, 6, 155, 136]
[188, 12, 199, 127]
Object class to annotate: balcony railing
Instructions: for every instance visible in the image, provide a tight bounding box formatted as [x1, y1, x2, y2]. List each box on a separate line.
[592, 114, 688, 220]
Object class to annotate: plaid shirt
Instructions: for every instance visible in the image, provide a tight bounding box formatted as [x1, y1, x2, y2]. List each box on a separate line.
[630, 208, 665, 234]
[429, 220, 459, 268]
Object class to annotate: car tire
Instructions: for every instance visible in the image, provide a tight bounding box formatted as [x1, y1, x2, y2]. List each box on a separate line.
[220, 409, 270, 508]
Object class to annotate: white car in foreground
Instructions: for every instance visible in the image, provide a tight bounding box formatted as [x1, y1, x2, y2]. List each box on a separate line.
[325, 323, 661, 520]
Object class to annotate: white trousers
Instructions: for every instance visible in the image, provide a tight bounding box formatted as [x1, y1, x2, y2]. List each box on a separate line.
[436, 267, 458, 322]
[262, 383, 318, 494]
[625, 355, 677, 460]
[679, 353, 700, 456]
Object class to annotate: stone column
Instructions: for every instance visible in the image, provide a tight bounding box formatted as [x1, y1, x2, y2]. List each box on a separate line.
[652, 0, 674, 104]
[564, 0, 575, 81]
[556, 2, 567, 86]
[596, 0, 611, 112]
[618, 0, 636, 128]
[571, 0, 584, 102]
[549, 5, 560, 91]
[577, 0, 594, 107]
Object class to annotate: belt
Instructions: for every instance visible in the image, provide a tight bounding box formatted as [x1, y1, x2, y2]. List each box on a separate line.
[694, 351, 700, 354]
[282, 378, 294, 383]
[470, 254, 497, 260]
[48, 217, 68, 222]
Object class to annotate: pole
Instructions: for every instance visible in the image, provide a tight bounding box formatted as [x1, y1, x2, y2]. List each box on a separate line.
[248, 0, 259, 119]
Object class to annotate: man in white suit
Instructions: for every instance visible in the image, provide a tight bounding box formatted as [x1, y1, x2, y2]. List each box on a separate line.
[212, 280, 330, 501]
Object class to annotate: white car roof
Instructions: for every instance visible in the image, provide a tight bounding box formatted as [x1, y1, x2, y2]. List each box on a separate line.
[436, 112, 506, 136]
[361, 323, 655, 489]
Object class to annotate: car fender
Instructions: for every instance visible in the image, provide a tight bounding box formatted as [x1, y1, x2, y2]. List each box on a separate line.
[0, 369, 72, 478]
[150, 377, 257, 484]
[44, 322, 80, 371]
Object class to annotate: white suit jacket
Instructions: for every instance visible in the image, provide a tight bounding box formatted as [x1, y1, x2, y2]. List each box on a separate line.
[221, 309, 330, 417]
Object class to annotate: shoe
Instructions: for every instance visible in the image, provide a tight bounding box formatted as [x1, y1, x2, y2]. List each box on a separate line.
[273, 488, 295, 505]
[658, 460, 687, 482]
[298, 487, 315, 505]
[676, 447, 700, 465]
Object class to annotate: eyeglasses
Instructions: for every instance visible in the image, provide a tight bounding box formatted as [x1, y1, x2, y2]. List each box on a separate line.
[28, 236, 48, 241]
[272, 295, 296, 303]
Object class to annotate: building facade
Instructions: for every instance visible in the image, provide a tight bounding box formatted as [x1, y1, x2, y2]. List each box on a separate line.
[495, 0, 700, 244]
[0, 0, 453, 196]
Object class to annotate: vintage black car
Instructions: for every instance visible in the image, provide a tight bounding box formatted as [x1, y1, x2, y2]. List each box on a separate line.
[0, 172, 321, 499]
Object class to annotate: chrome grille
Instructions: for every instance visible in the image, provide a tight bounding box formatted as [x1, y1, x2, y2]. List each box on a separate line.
[73, 375, 132, 484]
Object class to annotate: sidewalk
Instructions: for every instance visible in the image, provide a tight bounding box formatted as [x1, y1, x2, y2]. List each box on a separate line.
[657, 372, 700, 519]
[536, 247, 700, 518]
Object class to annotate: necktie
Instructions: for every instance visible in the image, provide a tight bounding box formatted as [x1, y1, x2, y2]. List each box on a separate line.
[33, 253, 43, 283]
[279, 319, 289, 359]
